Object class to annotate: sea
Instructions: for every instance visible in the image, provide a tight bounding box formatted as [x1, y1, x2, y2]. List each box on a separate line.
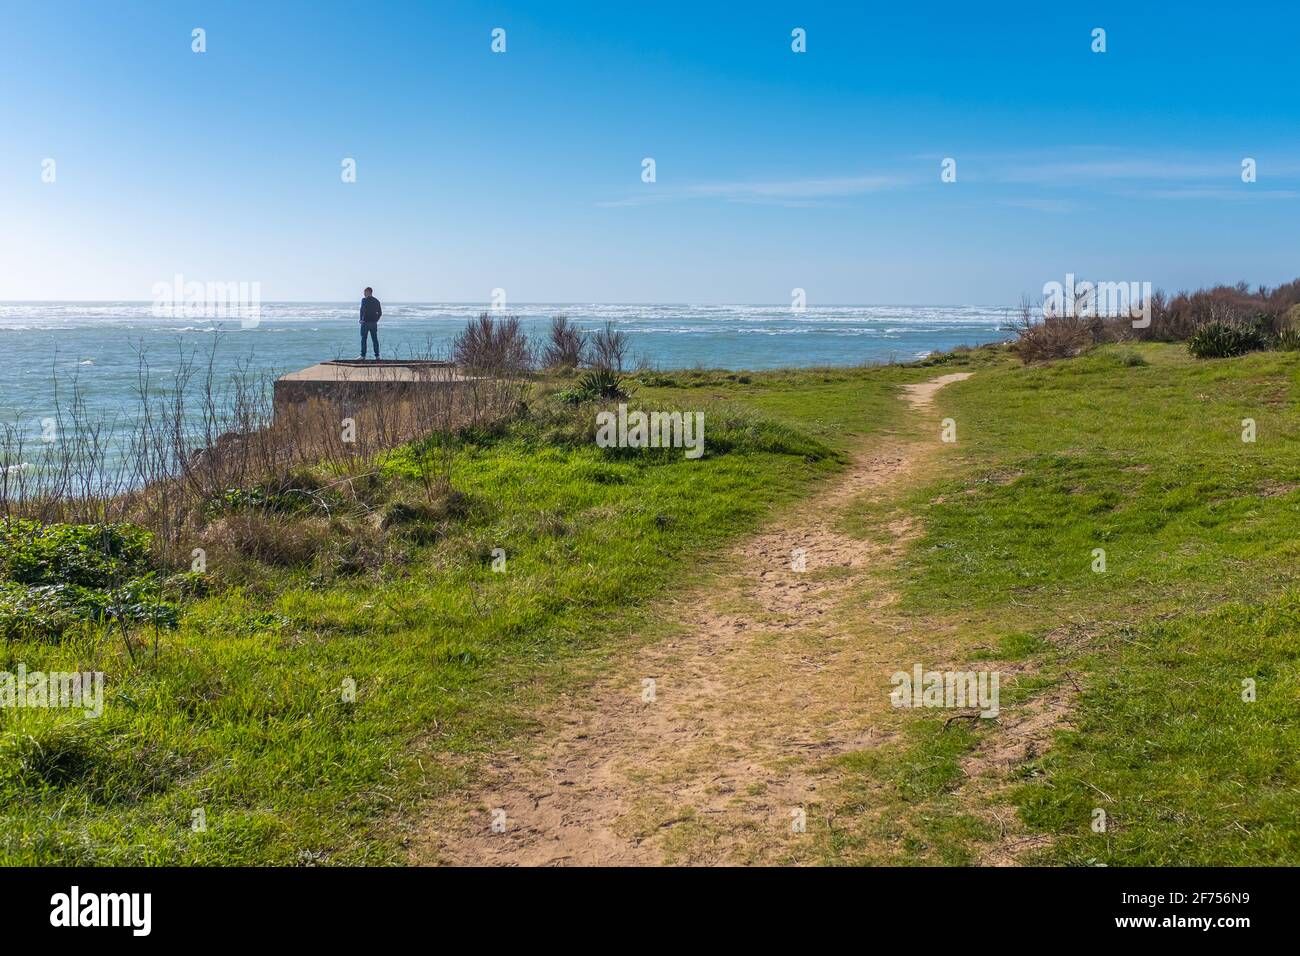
[0, 302, 1012, 467]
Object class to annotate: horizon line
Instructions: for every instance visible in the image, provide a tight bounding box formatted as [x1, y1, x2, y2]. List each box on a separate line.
[0, 299, 1018, 309]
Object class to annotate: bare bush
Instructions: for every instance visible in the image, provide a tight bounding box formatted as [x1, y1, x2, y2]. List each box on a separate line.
[0, 363, 134, 528]
[589, 321, 629, 371]
[1011, 297, 1101, 364]
[1127, 281, 1299, 342]
[1019, 279, 1300, 348]
[452, 313, 532, 373]
[542, 316, 588, 369]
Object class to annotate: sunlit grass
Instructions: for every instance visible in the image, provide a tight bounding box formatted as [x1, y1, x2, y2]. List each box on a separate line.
[0, 367, 927, 864]
[828, 343, 1300, 865]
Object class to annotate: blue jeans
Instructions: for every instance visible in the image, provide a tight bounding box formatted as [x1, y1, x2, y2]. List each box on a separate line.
[360, 321, 379, 358]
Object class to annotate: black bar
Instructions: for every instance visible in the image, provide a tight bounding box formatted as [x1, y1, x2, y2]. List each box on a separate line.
[0, 866, 1277, 941]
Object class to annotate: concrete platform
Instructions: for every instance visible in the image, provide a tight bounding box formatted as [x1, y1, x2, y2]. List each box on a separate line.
[273, 359, 478, 417]
[278, 359, 467, 382]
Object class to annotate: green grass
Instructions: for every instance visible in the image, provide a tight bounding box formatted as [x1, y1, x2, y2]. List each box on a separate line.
[825, 719, 992, 867]
[827, 342, 1300, 865]
[0, 366, 930, 864]
[1015, 591, 1300, 865]
[899, 344, 1300, 621]
[10, 344, 1294, 866]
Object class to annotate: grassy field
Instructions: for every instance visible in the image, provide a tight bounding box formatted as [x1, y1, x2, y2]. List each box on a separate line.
[822, 343, 1300, 865]
[0, 364, 933, 864]
[4, 344, 1297, 865]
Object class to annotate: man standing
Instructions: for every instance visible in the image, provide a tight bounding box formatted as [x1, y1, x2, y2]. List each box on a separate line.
[359, 287, 382, 359]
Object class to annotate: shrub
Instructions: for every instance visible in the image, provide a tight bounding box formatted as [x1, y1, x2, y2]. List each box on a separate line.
[1276, 327, 1300, 351]
[541, 316, 587, 369]
[452, 313, 532, 373]
[1117, 350, 1149, 367]
[0, 520, 176, 640]
[1011, 314, 1098, 364]
[637, 372, 679, 387]
[0, 581, 92, 640]
[0, 575, 177, 641]
[588, 368, 631, 399]
[1130, 281, 1300, 342]
[203, 482, 338, 519]
[1187, 322, 1265, 359]
[589, 322, 630, 371]
[0, 520, 154, 589]
[559, 369, 633, 404]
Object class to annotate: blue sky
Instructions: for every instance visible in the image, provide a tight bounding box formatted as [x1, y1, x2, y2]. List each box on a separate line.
[3, 0, 1299, 304]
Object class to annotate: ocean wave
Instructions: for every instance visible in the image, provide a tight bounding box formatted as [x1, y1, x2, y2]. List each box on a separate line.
[0, 302, 1018, 330]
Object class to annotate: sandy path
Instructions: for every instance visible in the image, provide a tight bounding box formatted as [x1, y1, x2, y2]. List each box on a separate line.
[413, 372, 972, 866]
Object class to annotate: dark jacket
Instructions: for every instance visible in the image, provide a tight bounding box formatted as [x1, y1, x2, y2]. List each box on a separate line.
[360, 296, 382, 324]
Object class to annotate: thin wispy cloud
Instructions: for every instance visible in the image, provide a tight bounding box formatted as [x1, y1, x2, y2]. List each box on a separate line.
[991, 153, 1300, 199]
[998, 159, 1237, 183]
[599, 174, 909, 207]
[1137, 188, 1300, 201]
[600, 150, 1300, 211]
[999, 198, 1078, 214]
[956, 150, 1300, 204]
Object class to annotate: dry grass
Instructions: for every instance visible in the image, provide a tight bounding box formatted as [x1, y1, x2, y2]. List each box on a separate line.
[199, 513, 337, 568]
[0, 338, 524, 570]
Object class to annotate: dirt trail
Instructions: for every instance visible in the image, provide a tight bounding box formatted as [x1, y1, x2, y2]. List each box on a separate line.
[414, 372, 972, 866]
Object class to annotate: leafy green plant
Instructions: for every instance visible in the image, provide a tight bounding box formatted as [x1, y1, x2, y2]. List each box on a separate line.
[1275, 327, 1300, 351]
[581, 368, 632, 399]
[0, 520, 179, 641]
[1117, 350, 1149, 367]
[559, 368, 634, 404]
[1187, 321, 1265, 358]
[0, 575, 177, 641]
[637, 372, 678, 388]
[0, 520, 153, 589]
[203, 483, 337, 519]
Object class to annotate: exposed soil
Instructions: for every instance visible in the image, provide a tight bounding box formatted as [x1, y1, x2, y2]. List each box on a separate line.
[411, 373, 979, 865]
